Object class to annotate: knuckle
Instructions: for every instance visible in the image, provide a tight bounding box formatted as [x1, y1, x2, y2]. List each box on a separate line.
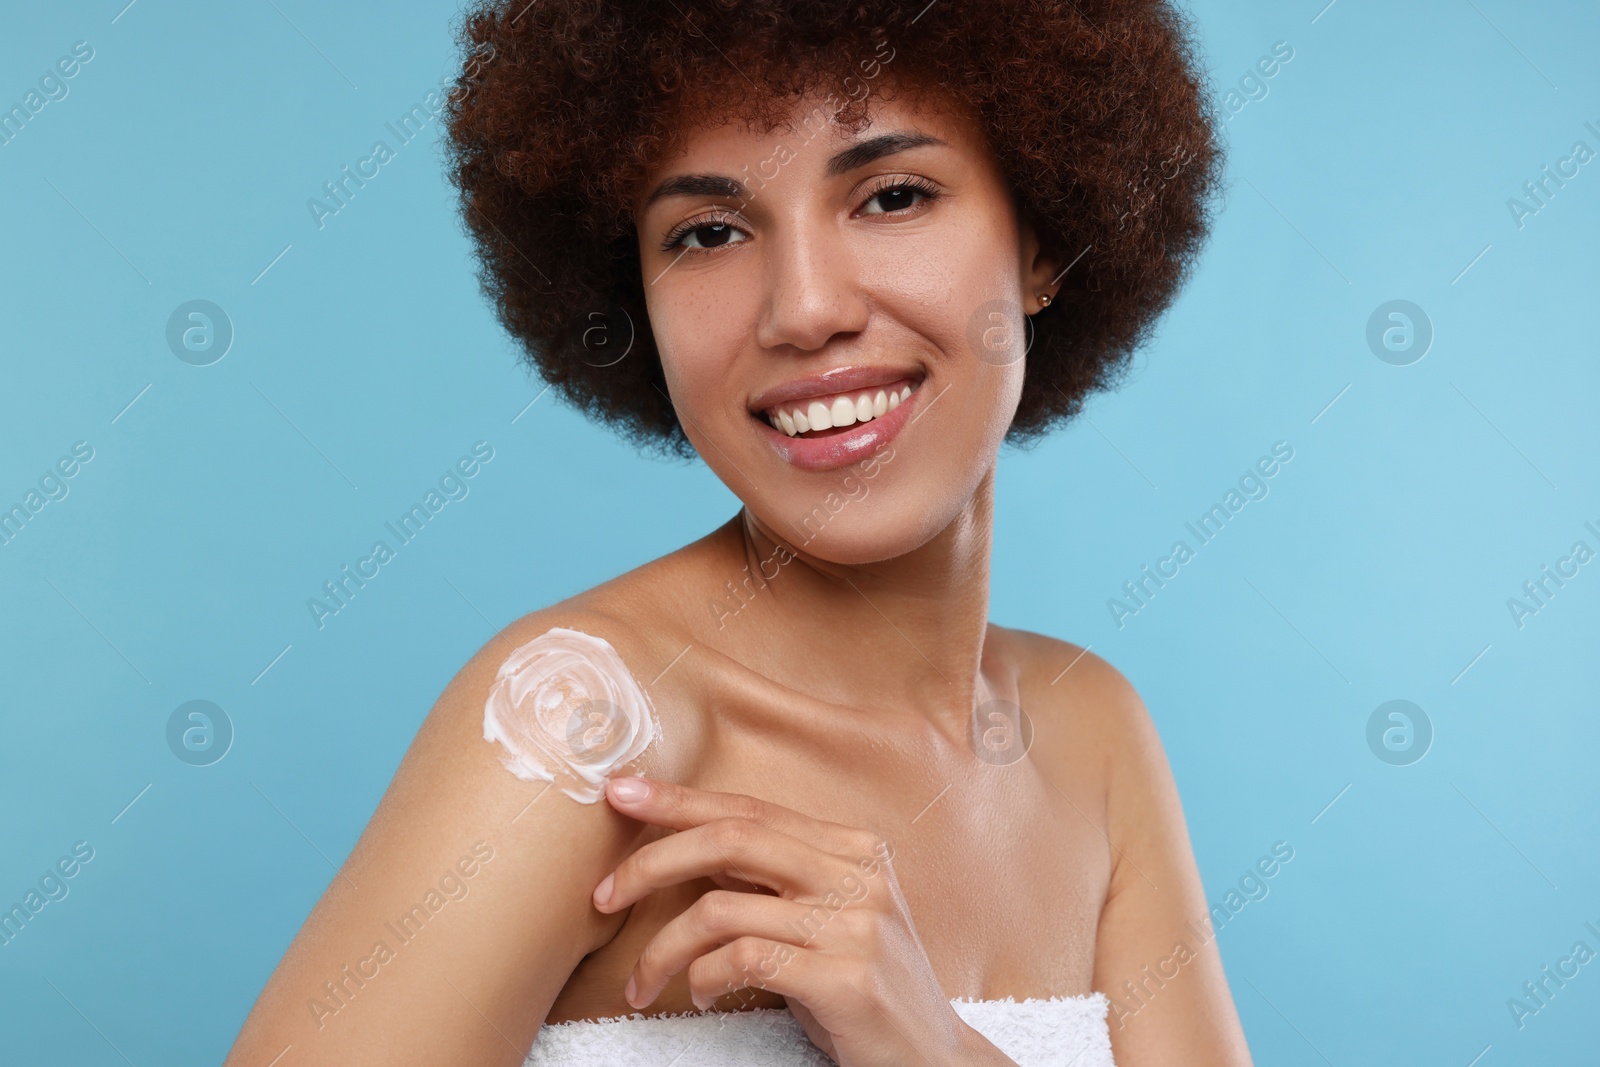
[724, 793, 766, 823]
[832, 864, 872, 902]
[683, 967, 721, 1006]
[732, 940, 790, 991]
[842, 957, 883, 1004]
[788, 900, 833, 946]
[693, 889, 738, 932]
[707, 817, 756, 851]
[832, 902, 883, 940]
[834, 904, 878, 940]
[846, 827, 888, 862]
[729, 936, 772, 977]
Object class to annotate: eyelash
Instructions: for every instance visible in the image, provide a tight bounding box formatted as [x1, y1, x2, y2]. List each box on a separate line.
[658, 175, 943, 255]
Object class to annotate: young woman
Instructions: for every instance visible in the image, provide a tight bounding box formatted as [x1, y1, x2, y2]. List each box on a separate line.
[225, 1, 1251, 1063]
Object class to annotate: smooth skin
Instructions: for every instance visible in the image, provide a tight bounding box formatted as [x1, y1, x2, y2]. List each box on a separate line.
[223, 74, 1252, 1067]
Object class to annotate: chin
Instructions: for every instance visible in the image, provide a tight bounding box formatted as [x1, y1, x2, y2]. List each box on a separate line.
[776, 510, 929, 566]
[745, 467, 975, 566]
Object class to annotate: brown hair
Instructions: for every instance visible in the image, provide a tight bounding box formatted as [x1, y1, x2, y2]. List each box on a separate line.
[443, 0, 1222, 457]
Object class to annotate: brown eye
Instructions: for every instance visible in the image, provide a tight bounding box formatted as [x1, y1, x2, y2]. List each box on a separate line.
[661, 213, 750, 254]
[681, 222, 743, 249]
[858, 176, 941, 217]
[873, 188, 919, 212]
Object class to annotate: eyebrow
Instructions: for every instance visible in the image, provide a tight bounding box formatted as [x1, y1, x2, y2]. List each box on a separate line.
[640, 130, 948, 211]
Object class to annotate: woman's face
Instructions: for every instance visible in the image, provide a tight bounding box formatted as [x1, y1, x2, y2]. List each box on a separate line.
[633, 81, 1060, 564]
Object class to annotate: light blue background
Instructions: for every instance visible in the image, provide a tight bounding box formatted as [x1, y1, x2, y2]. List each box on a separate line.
[2, 1, 1596, 1063]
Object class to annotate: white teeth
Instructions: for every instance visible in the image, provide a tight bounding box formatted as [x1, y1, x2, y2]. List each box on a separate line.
[830, 395, 856, 428]
[765, 380, 918, 437]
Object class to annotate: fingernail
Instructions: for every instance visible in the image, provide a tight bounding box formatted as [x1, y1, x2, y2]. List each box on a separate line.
[624, 974, 639, 1007]
[611, 777, 650, 803]
[593, 872, 614, 908]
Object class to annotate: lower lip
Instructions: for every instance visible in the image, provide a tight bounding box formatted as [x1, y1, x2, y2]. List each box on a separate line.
[756, 385, 923, 472]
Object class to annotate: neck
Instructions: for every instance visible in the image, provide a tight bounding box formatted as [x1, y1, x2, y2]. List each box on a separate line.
[709, 469, 999, 738]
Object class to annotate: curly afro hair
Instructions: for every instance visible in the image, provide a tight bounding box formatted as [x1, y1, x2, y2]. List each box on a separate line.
[442, 0, 1222, 458]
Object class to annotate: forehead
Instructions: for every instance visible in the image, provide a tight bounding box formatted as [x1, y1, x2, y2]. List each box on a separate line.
[633, 80, 989, 210]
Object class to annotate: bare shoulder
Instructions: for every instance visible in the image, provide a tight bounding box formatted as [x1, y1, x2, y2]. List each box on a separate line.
[990, 624, 1163, 803]
[429, 589, 710, 788]
[422, 521, 732, 791]
[995, 625, 1181, 873]
[377, 545, 720, 916]
[990, 627, 1251, 1062]
[992, 625, 1148, 715]
[224, 561, 715, 1063]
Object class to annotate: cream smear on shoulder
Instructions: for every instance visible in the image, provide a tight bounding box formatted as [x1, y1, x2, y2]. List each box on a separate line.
[481, 626, 661, 803]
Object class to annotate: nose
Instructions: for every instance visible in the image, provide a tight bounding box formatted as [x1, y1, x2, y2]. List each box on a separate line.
[753, 212, 870, 353]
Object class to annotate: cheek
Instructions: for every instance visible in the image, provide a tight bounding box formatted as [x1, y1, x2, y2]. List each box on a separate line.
[863, 208, 1019, 326]
[952, 361, 1024, 463]
[988, 361, 1027, 428]
[886, 362, 1021, 503]
[859, 238, 958, 312]
[650, 295, 746, 409]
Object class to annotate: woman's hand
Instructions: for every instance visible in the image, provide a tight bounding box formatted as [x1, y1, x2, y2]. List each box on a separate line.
[591, 776, 1013, 1067]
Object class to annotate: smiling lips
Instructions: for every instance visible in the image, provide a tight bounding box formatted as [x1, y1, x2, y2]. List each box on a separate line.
[749, 372, 924, 472]
[762, 379, 917, 437]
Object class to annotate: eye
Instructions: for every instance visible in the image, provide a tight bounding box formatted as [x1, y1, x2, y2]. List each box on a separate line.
[660, 211, 750, 255]
[857, 175, 942, 217]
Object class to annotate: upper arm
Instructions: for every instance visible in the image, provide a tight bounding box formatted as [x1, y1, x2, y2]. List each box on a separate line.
[1079, 652, 1253, 1066]
[223, 610, 666, 1067]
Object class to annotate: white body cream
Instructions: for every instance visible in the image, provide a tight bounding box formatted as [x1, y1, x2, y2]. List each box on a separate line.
[481, 626, 661, 803]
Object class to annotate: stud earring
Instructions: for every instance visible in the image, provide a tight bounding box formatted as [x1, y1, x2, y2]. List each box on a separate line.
[1038, 293, 1052, 309]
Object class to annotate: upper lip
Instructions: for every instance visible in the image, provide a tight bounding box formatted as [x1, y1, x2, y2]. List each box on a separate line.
[748, 364, 924, 414]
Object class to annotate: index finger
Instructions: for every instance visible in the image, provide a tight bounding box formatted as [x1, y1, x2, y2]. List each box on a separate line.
[604, 777, 888, 860]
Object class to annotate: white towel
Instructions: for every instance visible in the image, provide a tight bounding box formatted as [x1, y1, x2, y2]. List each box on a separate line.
[524, 993, 1116, 1066]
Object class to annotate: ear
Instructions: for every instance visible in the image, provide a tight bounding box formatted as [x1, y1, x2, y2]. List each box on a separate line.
[1018, 215, 1064, 314]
